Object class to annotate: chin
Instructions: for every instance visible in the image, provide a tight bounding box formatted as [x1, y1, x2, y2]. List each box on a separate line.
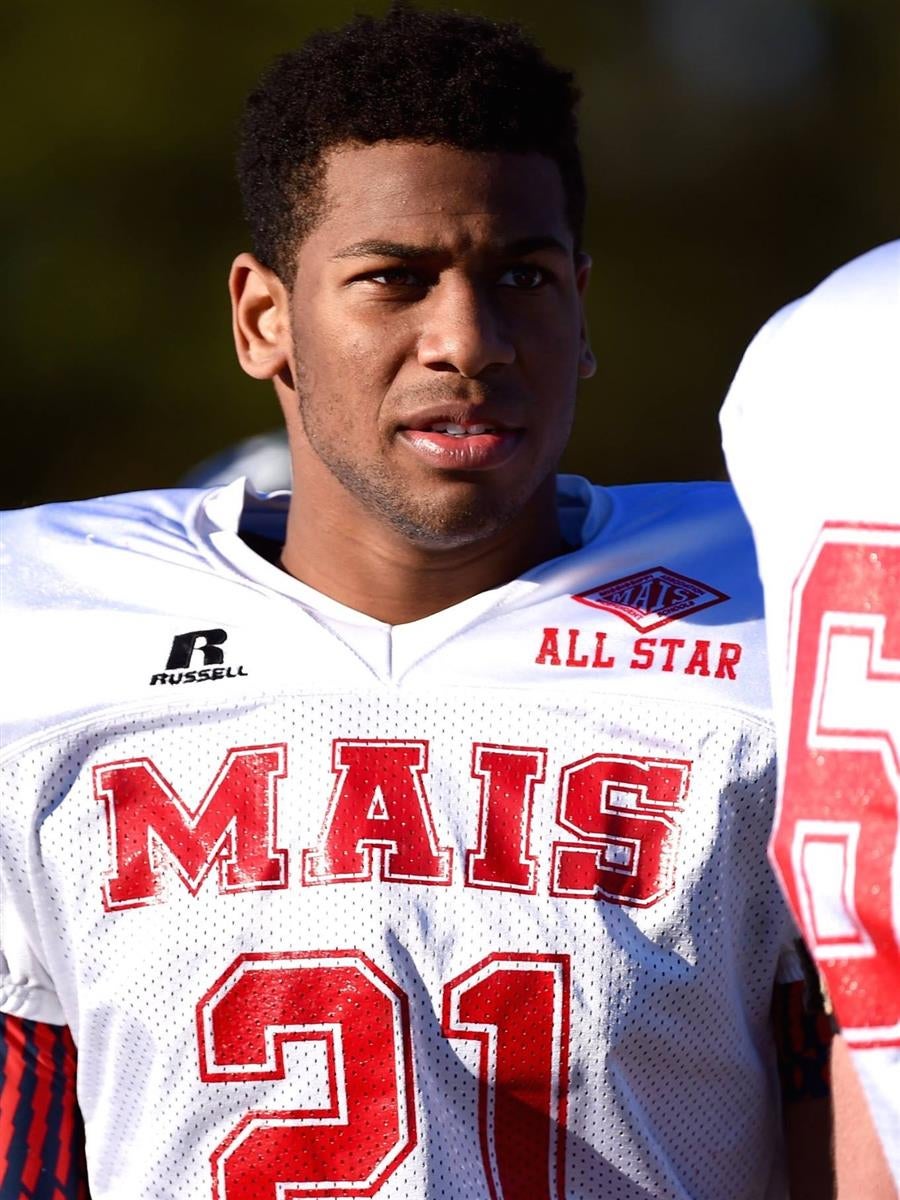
[323, 452, 550, 549]
[375, 488, 526, 549]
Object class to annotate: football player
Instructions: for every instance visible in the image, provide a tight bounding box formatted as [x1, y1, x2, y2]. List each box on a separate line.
[722, 240, 900, 1197]
[1, 6, 834, 1197]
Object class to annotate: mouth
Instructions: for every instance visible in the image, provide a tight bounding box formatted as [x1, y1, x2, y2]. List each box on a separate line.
[397, 416, 524, 471]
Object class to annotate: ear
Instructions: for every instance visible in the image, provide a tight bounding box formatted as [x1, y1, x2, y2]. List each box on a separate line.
[229, 253, 292, 381]
[574, 252, 596, 380]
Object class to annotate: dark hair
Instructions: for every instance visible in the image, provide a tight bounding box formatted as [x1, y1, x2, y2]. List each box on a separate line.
[237, 3, 584, 280]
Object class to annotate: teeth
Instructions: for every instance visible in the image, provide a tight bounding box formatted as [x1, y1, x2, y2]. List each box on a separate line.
[429, 422, 494, 436]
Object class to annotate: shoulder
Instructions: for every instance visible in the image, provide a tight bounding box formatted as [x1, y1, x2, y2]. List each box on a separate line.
[580, 480, 761, 608]
[0, 488, 225, 746]
[721, 241, 900, 538]
[600, 479, 748, 520]
[527, 478, 771, 714]
[597, 480, 756, 560]
[721, 240, 900, 441]
[556, 478, 759, 606]
[1, 488, 208, 606]
[738, 239, 898, 371]
[799, 240, 900, 320]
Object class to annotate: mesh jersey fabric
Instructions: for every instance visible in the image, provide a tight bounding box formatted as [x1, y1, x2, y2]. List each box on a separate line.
[721, 240, 900, 1184]
[1, 475, 800, 1200]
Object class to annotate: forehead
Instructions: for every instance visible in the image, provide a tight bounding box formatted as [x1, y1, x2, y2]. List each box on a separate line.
[309, 140, 572, 253]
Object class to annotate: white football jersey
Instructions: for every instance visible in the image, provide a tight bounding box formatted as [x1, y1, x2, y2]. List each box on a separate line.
[721, 240, 900, 1183]
[1, 476, 800, 1200]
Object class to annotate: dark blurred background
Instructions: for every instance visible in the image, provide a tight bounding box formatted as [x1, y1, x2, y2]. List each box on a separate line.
[4, 0, 898, 508]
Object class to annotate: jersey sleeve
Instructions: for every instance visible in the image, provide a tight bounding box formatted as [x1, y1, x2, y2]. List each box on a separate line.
[775, 937, 805, 986]
[0, 1013, 90, 1199]
[0, 931, 64, 1027]
[0, 764, 66, 1026]
[772, 940, 835, 1104]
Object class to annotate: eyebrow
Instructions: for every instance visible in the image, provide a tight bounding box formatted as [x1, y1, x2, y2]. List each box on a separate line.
[331, 235, 570, 261]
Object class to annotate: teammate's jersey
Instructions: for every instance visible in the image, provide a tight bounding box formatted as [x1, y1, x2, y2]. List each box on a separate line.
[1, 476, 799, 1200]
[721, 240, 900, 1184]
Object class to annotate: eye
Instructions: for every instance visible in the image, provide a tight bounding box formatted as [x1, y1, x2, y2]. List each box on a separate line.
[364, 267, 429, 288]
[498, 263, 549, 290]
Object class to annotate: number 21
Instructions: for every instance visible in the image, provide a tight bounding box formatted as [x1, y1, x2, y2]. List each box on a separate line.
[198, 951, 570, 1198]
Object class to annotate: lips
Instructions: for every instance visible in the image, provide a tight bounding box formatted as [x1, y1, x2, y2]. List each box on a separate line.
[397, 410, 523, 471]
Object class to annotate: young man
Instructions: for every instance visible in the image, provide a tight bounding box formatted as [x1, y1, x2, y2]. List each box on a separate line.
[722, 240, 900, 1197]
[0, 7, 831, 1198]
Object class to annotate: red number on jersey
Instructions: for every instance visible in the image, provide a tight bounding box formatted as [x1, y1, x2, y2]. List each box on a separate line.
[199, 952, 571, 1197]
[773, 524, 900, 1047]
[550, 755, 690, 906]
[197, 952, 416, 1198]
[443, 954, 570, 1200]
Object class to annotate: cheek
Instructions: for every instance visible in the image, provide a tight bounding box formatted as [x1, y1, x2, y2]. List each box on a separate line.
[519, 321, 583, 395]
[320, 312, 409, 385]
[292, 320, 366, 398]
[516, 293, 582, 353]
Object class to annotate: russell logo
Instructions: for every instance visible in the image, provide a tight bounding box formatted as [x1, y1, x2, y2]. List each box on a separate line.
[150, 628, 249, 686]
[573, 567, 729, 631]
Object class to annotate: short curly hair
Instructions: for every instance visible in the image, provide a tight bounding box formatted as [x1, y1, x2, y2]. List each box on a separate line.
[237, 3, 584, 281]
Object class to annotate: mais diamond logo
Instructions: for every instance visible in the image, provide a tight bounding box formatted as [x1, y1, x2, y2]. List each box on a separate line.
[573, 567, 729, 632]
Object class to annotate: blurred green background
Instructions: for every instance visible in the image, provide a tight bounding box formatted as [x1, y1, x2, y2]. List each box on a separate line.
[4, 0, 898, 508]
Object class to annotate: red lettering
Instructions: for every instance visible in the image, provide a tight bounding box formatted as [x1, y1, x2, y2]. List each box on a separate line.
[715, 642, 742, 679]
[551, 755, 690, 906]
[466, 745, 546, 893]
[303, 740, 452, 885]
[630, 637, 655, 669]
[565, 629, 589, 668]
[684, 639, 711, 676]
[535, 628, 561, 666]
[94, 745, 287, 910]
[659, 637, 685, 672]
[592, 632, 615, 668]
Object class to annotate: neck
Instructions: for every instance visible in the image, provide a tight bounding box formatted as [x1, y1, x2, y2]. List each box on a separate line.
[278, 477, 566, 625]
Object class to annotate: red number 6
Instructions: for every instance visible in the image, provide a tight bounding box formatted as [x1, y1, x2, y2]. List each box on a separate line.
[773, 523, 900, 1047]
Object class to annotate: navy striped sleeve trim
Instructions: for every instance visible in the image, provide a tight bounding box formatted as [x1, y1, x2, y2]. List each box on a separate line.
[772, 960, 835, 1105]
[0, 1013, 90, 1199]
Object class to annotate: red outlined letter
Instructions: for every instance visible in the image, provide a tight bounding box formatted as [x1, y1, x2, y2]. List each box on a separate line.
[94, 745, 287, 910]
[551, 755, 689, 906]
[773, 523, 900, 1048]
[302, 740, 452, 886]
[198, 952, 416, 1199]
[443, 954, 570, 1200]
[465, 745, 546, 893]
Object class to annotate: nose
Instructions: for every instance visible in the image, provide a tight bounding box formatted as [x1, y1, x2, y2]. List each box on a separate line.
[416, 277, 515, 377]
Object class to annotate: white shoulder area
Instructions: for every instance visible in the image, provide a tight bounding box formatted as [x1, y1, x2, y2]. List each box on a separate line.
[598, 479, 753, 543]
[472, 477, 771, 719]
[720, 240, 900, 447]
[563, 478, 762, 613]
[721, 239, 900, 545]
[0, 486, 235, 748]
[0, 487, 212, 612]
[549, 478, 756, 588]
